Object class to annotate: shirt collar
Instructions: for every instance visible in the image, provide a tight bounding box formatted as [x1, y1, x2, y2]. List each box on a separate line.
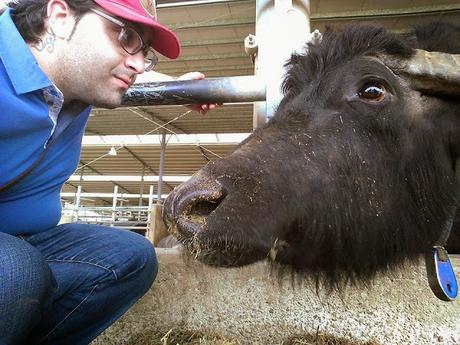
[0, 8, 52, 94]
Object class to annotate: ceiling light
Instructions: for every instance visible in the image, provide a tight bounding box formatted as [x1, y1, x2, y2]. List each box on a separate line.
[108, 146, 117, 156]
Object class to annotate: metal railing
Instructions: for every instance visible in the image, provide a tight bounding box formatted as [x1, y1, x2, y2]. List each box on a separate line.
[61, 206, 150, 231]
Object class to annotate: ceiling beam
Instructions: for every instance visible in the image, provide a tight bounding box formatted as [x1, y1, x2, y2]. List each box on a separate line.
[179, 37, 244, 48]
[157, 0, 457, 13]
[196, 146, 211, 162]
[61, 192, 170, 199]
[158, 65, 253, 74]
[84, 128, 105, 135]
[68, 175, 190, 182]
[312, 5, 460, 21]
[127, 107, 188, 135]
[157, 0, 251, 9]
[78, 160, 134, 194]
[166, 5, 459, 31]
[90, 103, 252, 113]
[81, 133, 250, 146]
[170, 17, 254, 30]
[161, 52, 249, 63]
[64, 182, 112, 206]
[121, 146, 175, 191]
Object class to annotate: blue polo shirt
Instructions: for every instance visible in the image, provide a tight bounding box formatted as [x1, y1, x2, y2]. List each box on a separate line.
[0, 8, 92, 235]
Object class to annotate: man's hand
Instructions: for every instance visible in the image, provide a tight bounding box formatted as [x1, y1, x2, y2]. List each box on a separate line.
[177, 72, 221, 114]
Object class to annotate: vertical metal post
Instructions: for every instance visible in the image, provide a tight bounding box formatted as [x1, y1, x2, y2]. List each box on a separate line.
[253, 0, 310, 128]
[146, 185, 155, 240]
[157, 131, 166, 204]
[78, 167, 85, 187]
[147, 185, 154, 223]
[73, 167, 84, 221]
[138, 165, 145, 221]
[75, 185, 82, 222]
[112, 185, 118, 225]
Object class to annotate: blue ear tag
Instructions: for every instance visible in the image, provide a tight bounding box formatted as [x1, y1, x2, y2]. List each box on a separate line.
[425, 246, 458, 301]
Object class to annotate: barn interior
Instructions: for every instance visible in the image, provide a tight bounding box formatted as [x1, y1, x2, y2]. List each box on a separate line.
[2, 0, 459, 343]
[59, 0, 460, 237]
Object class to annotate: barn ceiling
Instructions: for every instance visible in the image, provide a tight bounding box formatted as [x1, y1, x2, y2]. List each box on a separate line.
[67, 0, 460, 206]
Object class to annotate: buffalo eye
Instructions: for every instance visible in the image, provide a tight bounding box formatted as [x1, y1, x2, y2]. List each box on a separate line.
[358, 82, 387, 102]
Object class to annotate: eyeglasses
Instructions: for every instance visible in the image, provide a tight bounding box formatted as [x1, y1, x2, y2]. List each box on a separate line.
[90, 8, 158, 72]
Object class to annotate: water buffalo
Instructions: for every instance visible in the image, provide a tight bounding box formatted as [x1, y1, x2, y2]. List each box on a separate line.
[163, 22, 460, 288]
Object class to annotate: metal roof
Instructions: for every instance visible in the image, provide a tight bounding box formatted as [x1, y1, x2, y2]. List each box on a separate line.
[87, 103, 254, 135]
[66, 0, 460, 207]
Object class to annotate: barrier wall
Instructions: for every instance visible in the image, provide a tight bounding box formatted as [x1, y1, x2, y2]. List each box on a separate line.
[93, 249, 460, 345]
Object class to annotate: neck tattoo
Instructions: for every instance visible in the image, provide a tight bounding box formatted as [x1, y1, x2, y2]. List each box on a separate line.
[35, 30, 56, 53]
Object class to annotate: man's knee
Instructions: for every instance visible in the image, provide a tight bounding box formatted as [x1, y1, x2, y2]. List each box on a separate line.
[56, 224, 158, 295]
[0, 233, 53, 305]
[0, 233, 54, 342]
[117, 232, 158, 295]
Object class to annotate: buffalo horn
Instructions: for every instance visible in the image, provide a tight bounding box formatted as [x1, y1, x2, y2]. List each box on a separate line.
[381, 49, 460, 97]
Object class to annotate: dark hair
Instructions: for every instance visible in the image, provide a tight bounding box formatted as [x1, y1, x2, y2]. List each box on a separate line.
[7, 0, 95, 43]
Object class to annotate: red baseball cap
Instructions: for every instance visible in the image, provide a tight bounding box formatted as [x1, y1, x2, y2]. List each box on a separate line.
[92, 0, 180, 59]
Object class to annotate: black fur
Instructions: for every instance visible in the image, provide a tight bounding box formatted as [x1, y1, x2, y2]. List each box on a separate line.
[405, 21, 460, 54]
[281, 24, 413, 102]
[164, 22, 460, 289]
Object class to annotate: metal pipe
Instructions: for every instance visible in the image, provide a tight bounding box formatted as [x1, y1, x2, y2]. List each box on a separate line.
[121, 76, 266, 106]
[148, 185, 154, 221]
[138, 166, 145, 220]
[74, 167, 84, 221]
[253, 0, 310, 127]
[112, 185, 118, 225]
[75, 185, 82, 222]
[157, 131, 166, 203]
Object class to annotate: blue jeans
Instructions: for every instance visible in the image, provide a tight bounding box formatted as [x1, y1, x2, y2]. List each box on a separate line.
[0, 223, 158, 345]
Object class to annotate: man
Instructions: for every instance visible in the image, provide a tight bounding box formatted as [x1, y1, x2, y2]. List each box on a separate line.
[0, 0, 213, 343]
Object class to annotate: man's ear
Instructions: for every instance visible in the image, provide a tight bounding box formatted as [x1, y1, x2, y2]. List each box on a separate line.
[46, 0, 76, 39]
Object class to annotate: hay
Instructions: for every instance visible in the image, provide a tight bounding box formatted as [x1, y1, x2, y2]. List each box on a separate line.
[122, 328, 379, 345]
[285, 333, 380, 345]
[124, 328, 240, 345]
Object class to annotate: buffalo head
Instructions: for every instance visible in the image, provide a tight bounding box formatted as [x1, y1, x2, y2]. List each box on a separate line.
[163, 22, 460, 287]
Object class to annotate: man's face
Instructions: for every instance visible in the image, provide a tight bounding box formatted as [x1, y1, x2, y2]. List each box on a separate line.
[56, 10, 152, 108]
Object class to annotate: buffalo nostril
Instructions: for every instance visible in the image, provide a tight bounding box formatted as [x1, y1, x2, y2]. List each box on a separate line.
[183, 191, 226, 222]
[175, 187, 227, 235]
[188, 196, 225, 218]
[164, 173, 227, 236]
